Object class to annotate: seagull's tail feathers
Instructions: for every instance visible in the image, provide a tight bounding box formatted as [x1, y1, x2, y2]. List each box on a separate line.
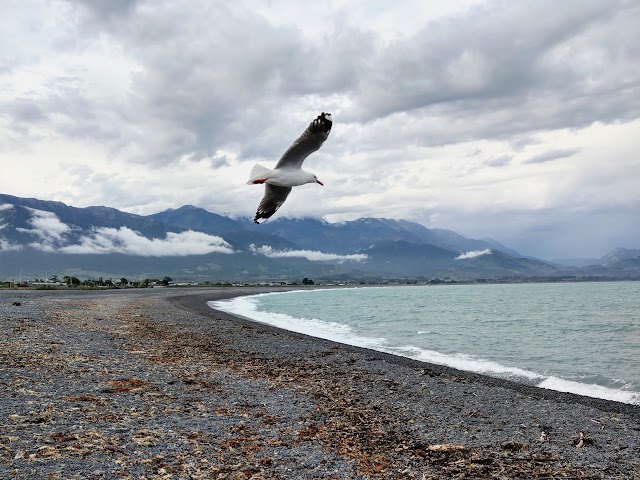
[247, 164, 273, 185]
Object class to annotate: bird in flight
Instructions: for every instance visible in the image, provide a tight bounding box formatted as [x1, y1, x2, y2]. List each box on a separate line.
[248, 112, 332, 224]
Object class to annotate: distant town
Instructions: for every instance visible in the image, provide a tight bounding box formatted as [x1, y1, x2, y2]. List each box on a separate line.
[3, 274, 635, 290]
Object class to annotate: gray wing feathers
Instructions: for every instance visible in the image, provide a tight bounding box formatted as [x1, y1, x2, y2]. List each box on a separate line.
[254, 185, 292, 223]
[275, 113, 332, 170]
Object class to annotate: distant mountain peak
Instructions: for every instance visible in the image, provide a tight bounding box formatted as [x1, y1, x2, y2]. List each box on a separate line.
[6, 193, 637, 281]
[600, 247, 640, 265]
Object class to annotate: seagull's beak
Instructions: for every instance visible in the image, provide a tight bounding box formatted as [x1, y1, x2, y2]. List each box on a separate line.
[316, 179, 324, 186]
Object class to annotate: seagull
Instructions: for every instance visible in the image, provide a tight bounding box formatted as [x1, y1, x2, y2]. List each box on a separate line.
[248, 112, 332, 224]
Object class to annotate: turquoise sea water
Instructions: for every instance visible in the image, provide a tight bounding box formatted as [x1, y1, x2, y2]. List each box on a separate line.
[209, 282, 640, 404]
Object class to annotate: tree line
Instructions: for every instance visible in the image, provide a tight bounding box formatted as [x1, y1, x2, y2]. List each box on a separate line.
[40, 275, 174, 288]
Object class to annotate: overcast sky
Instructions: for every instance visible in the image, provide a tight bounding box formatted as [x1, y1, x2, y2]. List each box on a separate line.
[1, 0, 639, 259]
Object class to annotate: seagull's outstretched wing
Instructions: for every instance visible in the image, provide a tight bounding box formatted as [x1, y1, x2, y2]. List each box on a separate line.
[275, 112, 332, 170]
[254, 184, 292, 224]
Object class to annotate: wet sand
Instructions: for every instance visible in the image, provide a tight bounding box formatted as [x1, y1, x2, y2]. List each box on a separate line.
[1, 287, 639, 479]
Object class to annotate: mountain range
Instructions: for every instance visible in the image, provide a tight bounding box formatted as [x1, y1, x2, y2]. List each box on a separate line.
[1, 193, 638, 283]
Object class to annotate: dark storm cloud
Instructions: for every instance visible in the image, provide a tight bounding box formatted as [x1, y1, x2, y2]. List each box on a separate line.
[62, 1, 374, 164]
[70, 0, 138, 21]
[349, 0, 640, 141]
[16, 0, 638, 168]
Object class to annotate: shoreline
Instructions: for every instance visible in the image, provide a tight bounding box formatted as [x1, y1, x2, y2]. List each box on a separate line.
[2, 287, 639, 478]
[178, 287, 640, 416]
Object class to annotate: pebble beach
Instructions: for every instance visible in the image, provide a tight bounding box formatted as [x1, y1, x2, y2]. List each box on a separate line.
[1, 288, 639, 479]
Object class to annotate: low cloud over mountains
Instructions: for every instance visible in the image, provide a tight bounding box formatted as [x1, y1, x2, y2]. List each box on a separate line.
[4, 205, 233, 256]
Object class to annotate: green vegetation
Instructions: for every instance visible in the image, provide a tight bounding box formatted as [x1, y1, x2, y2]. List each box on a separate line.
[1, 274, 183, 289]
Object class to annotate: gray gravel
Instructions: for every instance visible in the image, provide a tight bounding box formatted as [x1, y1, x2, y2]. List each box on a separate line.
[1, 288, 639, 479]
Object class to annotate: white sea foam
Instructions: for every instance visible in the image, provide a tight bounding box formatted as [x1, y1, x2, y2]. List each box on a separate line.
[209, 295, 387, 349]
[537, 377, 640, 405]
[391, 345, 542, 381]
[210, 287, 640, 406]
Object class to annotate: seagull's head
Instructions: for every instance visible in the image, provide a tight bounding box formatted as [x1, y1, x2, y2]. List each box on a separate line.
[305, 172, 323, 186]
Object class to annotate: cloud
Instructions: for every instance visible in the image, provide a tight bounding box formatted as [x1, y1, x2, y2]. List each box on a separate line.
[71, 0, 138, 20]
[0, 204, 14, 211]
[1, 1, 639, 259]
[45, 1, 370, 166]
[524, 148, 581, 164]
[250, 244, 368, 262]
[485, 154, 512, 168]
[59, 227, 234, 256]
[455, 249, 492, 260]
[347, 1, 638, 127]
[15, 208, 72, 249]
[10, 207, 234, 256]
[0, 238, 22, 252]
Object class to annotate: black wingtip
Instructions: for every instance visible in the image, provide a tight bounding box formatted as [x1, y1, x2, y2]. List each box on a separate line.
[315, 112, 332, 133]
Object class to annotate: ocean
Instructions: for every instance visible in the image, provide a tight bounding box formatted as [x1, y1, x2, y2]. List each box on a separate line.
[209, 281, 640, 405]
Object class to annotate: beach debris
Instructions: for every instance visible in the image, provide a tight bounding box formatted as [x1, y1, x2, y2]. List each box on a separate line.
[8, 414, 25, 423]
[427, 443, 467, 452]
[133, 429, 159, 447]
[103, 378, 151, 393]
[501, 440, 529, 452]
[574, 431, 595, 448]
[3, 293, 636, 479]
